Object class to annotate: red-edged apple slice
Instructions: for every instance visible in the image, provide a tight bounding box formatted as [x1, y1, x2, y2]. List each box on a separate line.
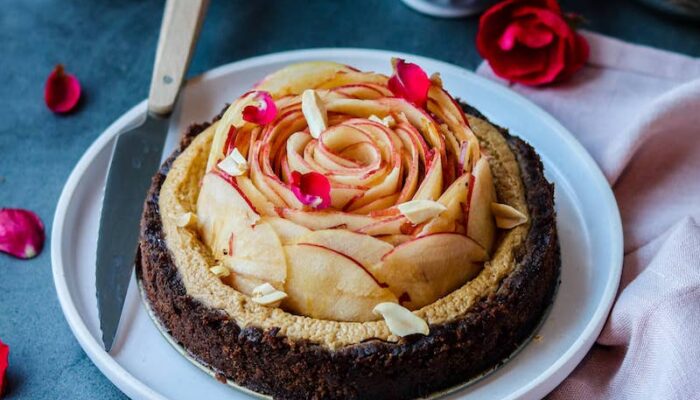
[467, 157, 497, 254]
[254, 61, 359, 97]
[279, 208, 377, 231]
[369, 233, 487, 309]
[412, 153, 442, 201]
[297, 229, 393, 269]
[197, 173, 259, 251]
[356, 215, 411, 236]
[283, 243, 397, 322]
[416, 172, 470, 236]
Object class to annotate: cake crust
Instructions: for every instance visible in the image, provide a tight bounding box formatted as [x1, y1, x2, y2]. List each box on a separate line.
[137, 105, 560, 399]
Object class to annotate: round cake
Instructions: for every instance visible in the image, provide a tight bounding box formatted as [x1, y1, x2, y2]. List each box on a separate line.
[137, 60, 560, 399]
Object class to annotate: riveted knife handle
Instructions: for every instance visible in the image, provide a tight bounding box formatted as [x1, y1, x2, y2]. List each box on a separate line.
[147, 0, 209, 116]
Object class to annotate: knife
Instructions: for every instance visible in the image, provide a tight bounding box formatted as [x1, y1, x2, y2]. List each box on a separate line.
[97, 0, 209, 352]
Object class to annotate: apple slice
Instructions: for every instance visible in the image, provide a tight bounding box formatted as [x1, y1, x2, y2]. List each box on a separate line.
[467, 158, 497, 254]
[262, 216, 311, 245]
[279, 208, 377, 231]
[297, 229, 393, 269]
[197, 173, 259, 253]
[369, 233, 487, 309]
[283, 243, 398, 322]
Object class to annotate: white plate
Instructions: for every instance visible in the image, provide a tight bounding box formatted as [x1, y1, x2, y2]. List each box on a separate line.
[52, 49, 623, 400]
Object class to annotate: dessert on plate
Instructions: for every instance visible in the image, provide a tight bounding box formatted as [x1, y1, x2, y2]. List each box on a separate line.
[137, 59, 560, 399]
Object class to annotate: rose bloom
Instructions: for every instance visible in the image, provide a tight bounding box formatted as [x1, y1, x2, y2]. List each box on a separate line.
[477, 0, 589, 86]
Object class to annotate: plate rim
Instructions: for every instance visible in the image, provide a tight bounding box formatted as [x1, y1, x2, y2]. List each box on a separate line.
[51, 47, 623, 400]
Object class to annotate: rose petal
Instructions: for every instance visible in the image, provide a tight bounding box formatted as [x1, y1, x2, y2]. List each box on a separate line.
[388, 59, 431, 108]
[242, 91, 277, 125]
[0, 208, 45, 259]
[44, 64, 81, 114]
[290, 171, 331, 209]
[0, 338, 8, 397]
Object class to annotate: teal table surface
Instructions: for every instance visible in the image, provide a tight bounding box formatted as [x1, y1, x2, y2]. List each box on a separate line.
[1, 1, 698, 399]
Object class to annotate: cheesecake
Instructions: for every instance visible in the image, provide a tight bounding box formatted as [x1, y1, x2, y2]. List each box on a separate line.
[137, 60, 560, 399]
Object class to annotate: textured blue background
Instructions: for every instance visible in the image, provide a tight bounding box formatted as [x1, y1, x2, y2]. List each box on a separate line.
[1, 1, 698, 398]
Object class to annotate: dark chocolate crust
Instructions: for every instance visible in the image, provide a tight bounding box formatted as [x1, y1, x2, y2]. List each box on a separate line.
[137, 105, 560, 400]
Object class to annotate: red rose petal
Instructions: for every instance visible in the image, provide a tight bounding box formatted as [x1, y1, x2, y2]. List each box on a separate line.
[388, 59, 431, 108]
[0, 208, 45, 259]
[44, 64, 81, 114]
[0, 338, 8, 397]
[290, 171, 331, 210]
[242, 91, 277, 125]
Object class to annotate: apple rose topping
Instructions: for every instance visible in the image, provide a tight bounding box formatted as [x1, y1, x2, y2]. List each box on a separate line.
[195, 60, 512, 322]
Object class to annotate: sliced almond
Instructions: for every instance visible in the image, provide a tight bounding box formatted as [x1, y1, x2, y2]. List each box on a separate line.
[251, 282, 288, 306]
[491, 202, 528, 229]
[217, 148, 248, 176]
[373, 302, 429, 337]
[430, 72, 443, 87]
[398, 200, 446, 224]
[368, 114, 396, 128]
[175, 212, 197, 228]
[301, 89, 328, 138]
[209, 264, 230, 278]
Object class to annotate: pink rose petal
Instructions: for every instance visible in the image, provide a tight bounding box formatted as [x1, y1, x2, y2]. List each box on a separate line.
[290, 171, 331, 209]
[388, 59, 431, 108]
[242, 91, 277, 125]
[0, 208, 45, 259]
[44, 64, 81, 114]
[0, 338, 7, 397]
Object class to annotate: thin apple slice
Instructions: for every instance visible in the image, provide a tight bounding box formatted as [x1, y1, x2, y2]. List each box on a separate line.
[197, 173, 259, 254]
[370, 233, 487, 309]
[467, 158, 497, 254]
[412, 153, 442, 201]
[283, 243, 397, 322]
[262, 216, 311, 245]
[356, 215, 411, 236]
[279, 208, 378, 231]
[376, 234, 412, 246]
[297, 229, 393, 269]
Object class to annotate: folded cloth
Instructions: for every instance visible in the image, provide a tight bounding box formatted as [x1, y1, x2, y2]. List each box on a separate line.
[477, 31, 700, 399]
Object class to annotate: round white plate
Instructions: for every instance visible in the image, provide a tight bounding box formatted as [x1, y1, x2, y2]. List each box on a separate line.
[52, 49, 623, 400]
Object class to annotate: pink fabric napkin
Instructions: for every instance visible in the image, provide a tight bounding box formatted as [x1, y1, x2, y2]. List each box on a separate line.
[477, 31, 700, 399]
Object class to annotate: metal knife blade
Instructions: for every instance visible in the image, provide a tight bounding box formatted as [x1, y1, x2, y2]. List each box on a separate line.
[96, 115, 168, 352]
[96, 0, 208, 352]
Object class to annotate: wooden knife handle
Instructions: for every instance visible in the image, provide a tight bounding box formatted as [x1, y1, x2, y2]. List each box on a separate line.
[147, 0, 209, 116]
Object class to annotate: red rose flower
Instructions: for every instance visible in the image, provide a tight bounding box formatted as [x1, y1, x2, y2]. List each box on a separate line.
[477, 0, 589, 86]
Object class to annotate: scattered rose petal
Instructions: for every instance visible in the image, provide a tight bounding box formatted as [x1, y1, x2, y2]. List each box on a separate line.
[44, 64, 81, 113]
[290, 171, 331, 209]
[0, 208, 45, 259]
[388, 58, 431, 108]
[242, 91, 277, 124]
[0, 338, 7, 397]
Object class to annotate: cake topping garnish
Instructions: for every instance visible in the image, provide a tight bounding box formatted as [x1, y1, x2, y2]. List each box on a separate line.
[398, 200, 447, 225]
[209, 264, 230, 278]
[373, 302, 429, 337]
[217, 148, 248, 176]
[368, 114, 396, 128]
[175, 212, 198, 228]
[491, 203, 528, 229]
[388, 58, 430, 108]
[290, 171, 331, 210]
[242, 91, 277, 125]
[251, 282, 288, 306]
[0, 208, 45, 259]
[301, 89, 328, 138]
